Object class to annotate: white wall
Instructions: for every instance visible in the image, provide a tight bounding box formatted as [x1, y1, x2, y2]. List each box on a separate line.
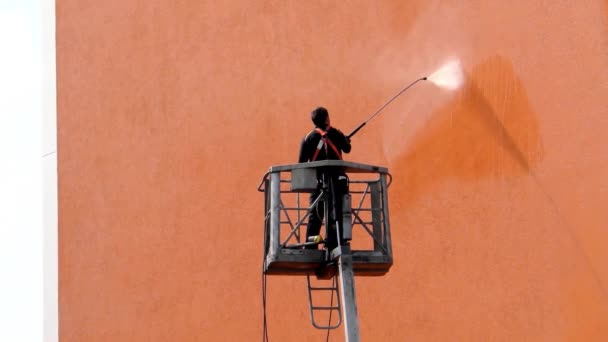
[42, 0, 58, 340]
[0, 1, 56, 341]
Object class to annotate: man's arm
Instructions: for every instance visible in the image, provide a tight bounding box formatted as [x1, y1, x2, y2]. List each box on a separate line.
[298, 137, 309, 163]
[335, 129, 351, 154]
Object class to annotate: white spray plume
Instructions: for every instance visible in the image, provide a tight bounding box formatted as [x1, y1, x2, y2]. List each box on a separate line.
[427, 59, 464, 90]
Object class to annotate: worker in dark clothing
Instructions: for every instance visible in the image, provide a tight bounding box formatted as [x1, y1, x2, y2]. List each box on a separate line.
[299, 107, 351, 251]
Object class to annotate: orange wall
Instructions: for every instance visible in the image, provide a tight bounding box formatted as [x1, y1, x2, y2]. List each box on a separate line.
[57, 1, 608, 340]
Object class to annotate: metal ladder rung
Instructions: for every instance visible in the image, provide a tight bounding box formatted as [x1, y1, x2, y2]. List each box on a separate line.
[310, 306, 340, 310]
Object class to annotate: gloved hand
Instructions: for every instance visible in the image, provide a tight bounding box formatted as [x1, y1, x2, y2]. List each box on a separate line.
[345, 136, 351, 144]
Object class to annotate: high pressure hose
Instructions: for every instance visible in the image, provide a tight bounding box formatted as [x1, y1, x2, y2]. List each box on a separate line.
[347, 77, 427, 139]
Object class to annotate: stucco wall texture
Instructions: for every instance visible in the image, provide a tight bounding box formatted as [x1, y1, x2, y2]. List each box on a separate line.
[57, 1, 608, 341]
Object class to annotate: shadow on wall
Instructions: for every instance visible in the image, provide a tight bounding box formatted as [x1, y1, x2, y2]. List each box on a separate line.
[390, 56, 544, 203]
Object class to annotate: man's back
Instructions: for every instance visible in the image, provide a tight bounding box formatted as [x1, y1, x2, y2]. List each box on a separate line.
[299, 126, 351, 163]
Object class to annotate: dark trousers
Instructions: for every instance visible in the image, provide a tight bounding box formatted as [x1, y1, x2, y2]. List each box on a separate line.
[306, 174, 349, 250]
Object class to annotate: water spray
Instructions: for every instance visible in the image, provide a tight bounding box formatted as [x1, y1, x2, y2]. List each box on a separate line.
[426, 60, 463, 91]
[347, 59, 463, 139]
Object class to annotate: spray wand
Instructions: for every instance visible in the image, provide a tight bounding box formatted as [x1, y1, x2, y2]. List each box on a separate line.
[347, 77, 427, 139]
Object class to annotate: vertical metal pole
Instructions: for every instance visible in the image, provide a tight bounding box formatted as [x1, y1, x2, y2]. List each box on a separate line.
[370, 181, 382, 252]
[380, 174, 393, 260]
[296, 189, 301, 243]
[269, 172, 281, 258]
[341, 194, 352, 241]
[338, 247, 360, 342]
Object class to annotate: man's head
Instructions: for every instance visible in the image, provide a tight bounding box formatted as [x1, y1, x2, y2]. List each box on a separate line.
[311, 107, 330, 129]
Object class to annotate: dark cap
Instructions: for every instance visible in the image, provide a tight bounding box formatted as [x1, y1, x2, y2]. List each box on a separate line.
[311, 107, 329, 127]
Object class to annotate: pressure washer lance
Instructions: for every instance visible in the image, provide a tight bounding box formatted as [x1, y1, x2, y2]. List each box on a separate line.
[347, 77, 427, 139]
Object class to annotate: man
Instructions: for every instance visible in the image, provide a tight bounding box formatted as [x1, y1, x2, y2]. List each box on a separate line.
[298, 107, 351, 251]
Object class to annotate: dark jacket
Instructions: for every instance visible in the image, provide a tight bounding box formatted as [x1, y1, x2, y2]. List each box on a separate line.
[299, 126, 351, 163]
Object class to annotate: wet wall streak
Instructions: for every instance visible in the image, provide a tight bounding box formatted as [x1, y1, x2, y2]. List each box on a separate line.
[382, 54, 608, 340]
[391, 56, 543, 203]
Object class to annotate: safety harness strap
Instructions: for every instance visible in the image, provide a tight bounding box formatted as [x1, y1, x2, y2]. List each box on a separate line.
[311, 127, 342, 161]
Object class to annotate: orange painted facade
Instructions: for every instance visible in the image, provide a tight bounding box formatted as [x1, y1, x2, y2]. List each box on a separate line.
[57, 1, 608, 340]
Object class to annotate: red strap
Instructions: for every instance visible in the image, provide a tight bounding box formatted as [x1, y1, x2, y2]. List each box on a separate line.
[311, 146, 321, 161]
[311, 128, 342, 161]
